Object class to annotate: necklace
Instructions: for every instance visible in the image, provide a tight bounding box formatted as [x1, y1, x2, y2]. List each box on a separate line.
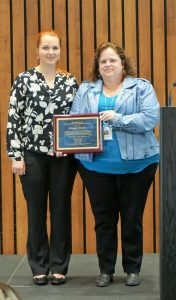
[36, 66, 56, 88]
[103, 82, 122, 97]
[44, 76, 55, 88]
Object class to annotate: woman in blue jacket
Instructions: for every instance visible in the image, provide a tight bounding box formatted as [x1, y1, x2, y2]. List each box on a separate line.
[70, 42, 159, 287]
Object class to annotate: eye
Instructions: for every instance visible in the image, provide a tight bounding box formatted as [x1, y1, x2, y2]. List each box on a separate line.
[53, 46, 59, 50]
[109, 59, 117, 63]
[99, 60, 106, 64]
[42, 46, 49, 50]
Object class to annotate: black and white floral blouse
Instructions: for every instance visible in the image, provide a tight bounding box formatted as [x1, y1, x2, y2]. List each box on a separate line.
[6, 68, 79, 160]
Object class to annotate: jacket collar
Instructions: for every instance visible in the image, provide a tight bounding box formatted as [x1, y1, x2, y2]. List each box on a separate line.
[90, 76, 137, 91]
[123, 76, 137, 88]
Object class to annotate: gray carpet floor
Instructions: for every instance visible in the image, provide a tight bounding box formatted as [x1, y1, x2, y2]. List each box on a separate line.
[0, 254, 160, 300]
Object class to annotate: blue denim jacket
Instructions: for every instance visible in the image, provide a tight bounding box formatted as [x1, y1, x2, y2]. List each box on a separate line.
[70, 76, 159, 161]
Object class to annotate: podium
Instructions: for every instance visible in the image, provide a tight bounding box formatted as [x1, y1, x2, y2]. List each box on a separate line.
[160, 107, 176, 300]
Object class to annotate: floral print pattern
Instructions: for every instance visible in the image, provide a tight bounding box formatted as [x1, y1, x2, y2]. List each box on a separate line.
[7, 68, 78, 160]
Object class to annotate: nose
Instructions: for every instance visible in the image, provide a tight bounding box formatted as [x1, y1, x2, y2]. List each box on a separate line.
[48, 48, 54, 54]
[105, 60, 111, 66]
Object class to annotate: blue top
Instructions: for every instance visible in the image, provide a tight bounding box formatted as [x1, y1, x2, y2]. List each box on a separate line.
[81, 93, 159, 174]
[70, 77, 160, 163]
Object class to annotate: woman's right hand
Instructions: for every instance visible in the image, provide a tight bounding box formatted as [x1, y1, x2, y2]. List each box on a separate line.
[12, 160, 26, 176]
[55, 152, 67, 158]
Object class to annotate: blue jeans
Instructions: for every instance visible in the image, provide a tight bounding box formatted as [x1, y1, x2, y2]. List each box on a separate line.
[78, 162, 158, 274]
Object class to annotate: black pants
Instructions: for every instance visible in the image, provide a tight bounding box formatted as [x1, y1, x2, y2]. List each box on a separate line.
[20, 151, 77, 276]
[78, 162, 158, 275]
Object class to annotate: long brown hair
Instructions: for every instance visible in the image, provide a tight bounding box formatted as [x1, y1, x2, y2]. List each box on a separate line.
[90, 42, 136, 81]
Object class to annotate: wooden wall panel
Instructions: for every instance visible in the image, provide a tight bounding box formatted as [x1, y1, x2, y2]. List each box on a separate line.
[124, 0, 137, 67]
[81, 0, 96, 253]
[152, 0, 166, 106]
[109, 0, 123, 45]
[138, 0, 151, 79]
[0, 0, 14, 254]
[12, 0, 26, 76]
[1, 0, 176, 255]
[67, 0, 81, 82]
[71, 174, 84, 253]
[11, 0, 27, 254]
[40, 0, 53, 30]
[82, 0, 95, 79]
[152, 0, 166, 252]
[96, 0, 108, 45]
[143, 186, 154, 252]
[85, 191, 96, 253]
[54, 0, 67, 69]
[138, 0, 153, 252]
[26, 0, 39, 69]
[155, 168, 160, 252]
[166, 0, 176, 106]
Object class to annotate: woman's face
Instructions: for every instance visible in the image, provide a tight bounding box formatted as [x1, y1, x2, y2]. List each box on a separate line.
[98, 47, 124, 80]
[37, 34, 60, 66]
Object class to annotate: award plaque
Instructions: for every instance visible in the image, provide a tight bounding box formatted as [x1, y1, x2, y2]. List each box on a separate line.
[53, 114, 103, 153]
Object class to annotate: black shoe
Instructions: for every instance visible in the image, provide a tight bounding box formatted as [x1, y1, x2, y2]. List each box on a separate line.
[125, 273, 140, 286]
[96, 273, 113, 287]
[33, 275, 48, 286]
[51, 275, 66, 285]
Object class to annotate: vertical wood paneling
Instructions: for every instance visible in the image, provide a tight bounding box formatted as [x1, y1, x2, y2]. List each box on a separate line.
[143, 187, 154, 252]
[109, 0, 123, 45]
[85, 191, 96, 253]
[1, 0, 176, 255]
[11, 0, 27, 254]
[138, 0, 151, 79]
[67, 0, 81, 82]
[138, 0, 153, 252]
[40, 0, 53, 30]
[14, 0, 40, 253]
[152, 0, 166, 252]
[152, 0, 166, 106]
[26, 0, 39, 69]
[82, 0, 95, 79]
[124, 0, 137, 68]
[71, 174, 84, 253]
[12, 0, 25, 77]
[96, 0, 109, 45]
[0, 0, 14, 254]
[81, 0, 96, 253]
[166, 0, 176, 106]
[67, 1, 83, 251]
[155, 168, 160, 252]
[54, 0, 67, 69]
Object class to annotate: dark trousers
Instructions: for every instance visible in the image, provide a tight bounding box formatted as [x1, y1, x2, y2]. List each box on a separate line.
[20, 151, 77, 276]
[78, 162, 158, 275]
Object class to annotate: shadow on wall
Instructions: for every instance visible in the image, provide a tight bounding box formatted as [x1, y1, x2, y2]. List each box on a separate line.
[0, 283, 22, 300]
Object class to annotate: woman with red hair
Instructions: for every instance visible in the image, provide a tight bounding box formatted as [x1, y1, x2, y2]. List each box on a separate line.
[7, 30, 78, 286]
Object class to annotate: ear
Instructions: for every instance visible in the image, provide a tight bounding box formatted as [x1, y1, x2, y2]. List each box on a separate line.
[122, 69, 126, 76]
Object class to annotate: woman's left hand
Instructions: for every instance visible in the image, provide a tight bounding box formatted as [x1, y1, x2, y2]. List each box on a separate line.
[99, 110, 116, 121]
